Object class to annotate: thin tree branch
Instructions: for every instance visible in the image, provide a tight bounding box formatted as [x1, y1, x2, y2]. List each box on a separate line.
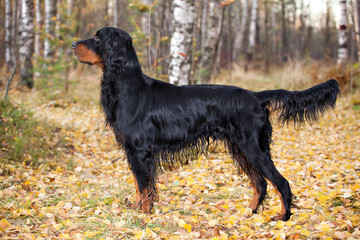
[4, 62, 17, 101]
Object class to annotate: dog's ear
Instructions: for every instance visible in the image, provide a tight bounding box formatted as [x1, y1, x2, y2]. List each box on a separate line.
[105, 32, 132, 73]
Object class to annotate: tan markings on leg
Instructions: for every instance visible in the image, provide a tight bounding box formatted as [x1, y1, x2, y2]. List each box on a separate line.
[132, 173, 141, 205]
[271, 182, 286, 220]
[249, 186, 260, 211]
[141, 188, 153, 214]
[73, 43, 104, 69]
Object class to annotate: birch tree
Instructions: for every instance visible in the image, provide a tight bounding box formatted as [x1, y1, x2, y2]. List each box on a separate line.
[141, 0, 151, 37]
[4, 0, 17, 100]
[35, 0, 43, 57]
[5, 0, 13, 70]
[168, 0, 195, 85]
[19, 0, 35, 88]
[199, 0, 225, 83]
[245, 0, 258, 71]
[337, 0, 348, 64]
[44, 0, 57, 59]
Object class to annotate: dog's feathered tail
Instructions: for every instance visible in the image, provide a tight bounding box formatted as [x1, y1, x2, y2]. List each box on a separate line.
[255, 79, 339, 125]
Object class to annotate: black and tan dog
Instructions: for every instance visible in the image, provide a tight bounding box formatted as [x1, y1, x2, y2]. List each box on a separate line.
[72, 27, 339, 221]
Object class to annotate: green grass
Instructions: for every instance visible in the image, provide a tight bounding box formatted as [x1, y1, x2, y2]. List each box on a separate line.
[0, 101, 62, 167]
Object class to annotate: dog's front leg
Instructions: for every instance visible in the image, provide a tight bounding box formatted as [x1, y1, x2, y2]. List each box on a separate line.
[126, 146, 155, 213]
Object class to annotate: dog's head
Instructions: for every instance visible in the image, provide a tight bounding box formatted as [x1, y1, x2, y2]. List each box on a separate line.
[72, 27, 133, 72]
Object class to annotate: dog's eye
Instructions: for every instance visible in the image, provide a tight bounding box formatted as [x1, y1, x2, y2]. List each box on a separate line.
[94, 36, 100, 42]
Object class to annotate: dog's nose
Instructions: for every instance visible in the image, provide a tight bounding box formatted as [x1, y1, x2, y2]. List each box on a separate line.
[71, 41, 77, 49]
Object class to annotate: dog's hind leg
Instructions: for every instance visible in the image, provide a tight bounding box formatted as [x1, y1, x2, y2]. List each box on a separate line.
[231, 114, 292, 220]
[229, 143, 267, 213]
[262, 159, 292, 221]
[243, 148, 292, 221]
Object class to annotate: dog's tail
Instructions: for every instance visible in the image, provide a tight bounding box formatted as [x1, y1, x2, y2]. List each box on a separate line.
[254, 79, 339, 125]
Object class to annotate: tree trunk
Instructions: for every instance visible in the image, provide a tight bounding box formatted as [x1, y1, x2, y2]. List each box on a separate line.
[264, 0, 270, 73]
[200, 0, 209, 55]
[232, 0, 249, 62]
[324, 0, 331, 57]
[281, 0, 288, 63]
[12, 0, 20, 55]
[350, 0, 358, 61]
[35, 0, 43, 57]
[67, 0, 73, 16]
[168, 0, 195, 85]
[298, 0, 305, 59]
[245, 0, 258, 71]
[353, 0, 360, 58]
[113, 0, 118, 27]
[141, 0, 151, 68]
[44, 0, 57, 59]
[104, 1, 109, 26]
[338, 0, 348, 64]
[200, 0, 225, 84]
[141, 0, 151, 36]
[289, 0, 296, 59]
[271, 5, 277, 64]
[5, 0, 12, 70]
[19, 0, 35, 88]
[157, 0, 172, 74]
[301, 0, 312, 59]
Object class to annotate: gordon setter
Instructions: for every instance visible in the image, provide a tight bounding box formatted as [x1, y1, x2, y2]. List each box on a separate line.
[72, 27, 339, 221]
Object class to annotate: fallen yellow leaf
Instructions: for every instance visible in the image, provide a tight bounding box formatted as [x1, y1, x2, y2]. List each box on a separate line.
[208, 219, 218, 227]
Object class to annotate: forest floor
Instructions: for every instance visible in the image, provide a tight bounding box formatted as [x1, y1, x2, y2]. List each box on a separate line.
[1, 67, 360, 239]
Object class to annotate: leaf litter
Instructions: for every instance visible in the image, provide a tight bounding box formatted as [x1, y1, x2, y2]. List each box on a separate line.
[0, 90, 359, 239]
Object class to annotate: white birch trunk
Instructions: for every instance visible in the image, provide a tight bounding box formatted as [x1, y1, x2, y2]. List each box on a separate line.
[200, 0, 225, 83]
[232, 0, 249, 61]
[19, 0, 35, 88]
[35, 0, 43, 57]
[44, 0, 56, 59]
[337, 0, 348, 64]
[141, 0, 151, 35]
[67, 0, 73, 16]
[5, 0, 12, 69]
[168, 0, 195, 85]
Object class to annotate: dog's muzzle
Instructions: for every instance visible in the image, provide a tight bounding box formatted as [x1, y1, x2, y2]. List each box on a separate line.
[71, 41, 78, 49]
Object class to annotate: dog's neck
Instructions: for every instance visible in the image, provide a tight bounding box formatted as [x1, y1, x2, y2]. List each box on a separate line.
[103, 45, 143, 82]
[100, 45, 146, 129]
[122, 45, 143, 78]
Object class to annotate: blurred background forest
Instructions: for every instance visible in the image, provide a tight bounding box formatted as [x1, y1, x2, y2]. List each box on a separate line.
[1, 2, 360, 239]
[0, 0, 360, 99]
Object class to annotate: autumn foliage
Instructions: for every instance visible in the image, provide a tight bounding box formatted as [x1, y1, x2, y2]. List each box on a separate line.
[0, 71, 359, 239]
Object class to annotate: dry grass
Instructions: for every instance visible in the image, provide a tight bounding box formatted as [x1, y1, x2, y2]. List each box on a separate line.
[215, 61, 360, 94]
